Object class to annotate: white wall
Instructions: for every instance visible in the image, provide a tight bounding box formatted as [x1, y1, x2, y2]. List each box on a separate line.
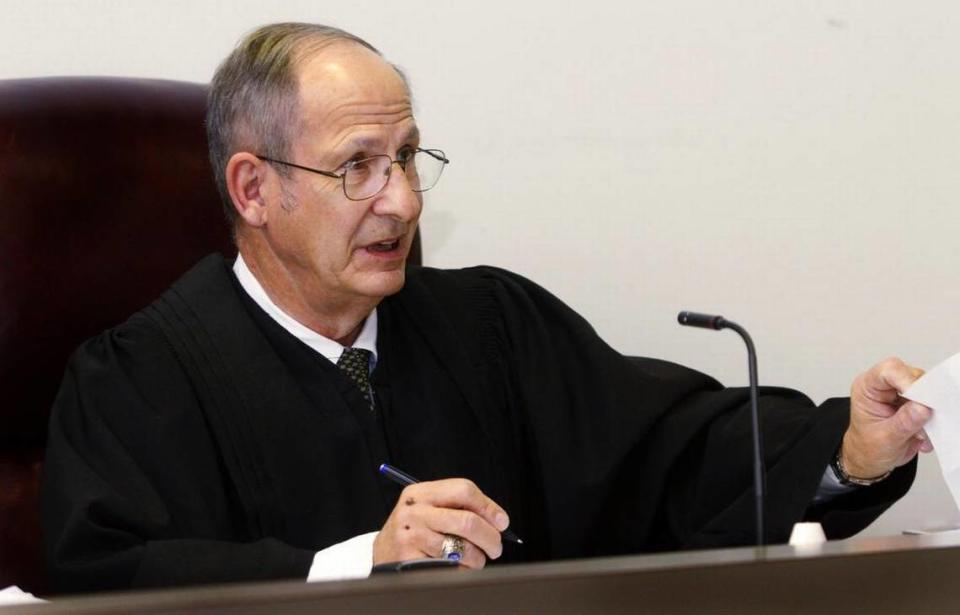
[6, 0, 960, 537]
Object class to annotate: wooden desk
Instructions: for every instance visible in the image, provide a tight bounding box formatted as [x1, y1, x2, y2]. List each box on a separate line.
[18, 533, 960, 614]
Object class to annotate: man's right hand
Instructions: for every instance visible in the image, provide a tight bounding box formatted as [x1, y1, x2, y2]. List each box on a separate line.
[372, 478, 510, 569]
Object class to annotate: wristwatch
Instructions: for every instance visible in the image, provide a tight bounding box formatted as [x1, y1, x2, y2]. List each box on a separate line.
[830, 447, 892, 487]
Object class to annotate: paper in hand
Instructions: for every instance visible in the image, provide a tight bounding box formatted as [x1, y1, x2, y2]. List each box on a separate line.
[902, 351, 960, 510]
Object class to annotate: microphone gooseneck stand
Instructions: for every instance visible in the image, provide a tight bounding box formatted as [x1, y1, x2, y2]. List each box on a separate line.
[677, 311, 765, 547]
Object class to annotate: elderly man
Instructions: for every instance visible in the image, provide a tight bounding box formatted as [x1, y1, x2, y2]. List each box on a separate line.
[42, 23, 932, 593]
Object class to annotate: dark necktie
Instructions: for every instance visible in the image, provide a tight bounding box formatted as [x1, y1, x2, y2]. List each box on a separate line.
[337, 347, 374, 411]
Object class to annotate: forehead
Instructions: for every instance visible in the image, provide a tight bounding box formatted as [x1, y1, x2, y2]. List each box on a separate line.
[295, 43, 415, 149]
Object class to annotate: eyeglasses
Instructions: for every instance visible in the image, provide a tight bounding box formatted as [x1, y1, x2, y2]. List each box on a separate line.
[255, 148, 449, 201]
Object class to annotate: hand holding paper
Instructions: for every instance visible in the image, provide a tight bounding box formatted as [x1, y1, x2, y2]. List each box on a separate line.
[842, 358, 933, 481]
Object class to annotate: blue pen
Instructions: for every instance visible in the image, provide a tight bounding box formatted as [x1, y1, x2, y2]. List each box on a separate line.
[378, 463, 524, 545]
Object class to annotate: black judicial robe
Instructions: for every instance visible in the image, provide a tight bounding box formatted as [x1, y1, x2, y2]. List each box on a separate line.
[42, 254, 915, 593]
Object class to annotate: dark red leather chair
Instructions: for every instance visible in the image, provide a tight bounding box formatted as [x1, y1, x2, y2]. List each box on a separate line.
[0, 76, 423, 594]
[0, 76, 235, 594]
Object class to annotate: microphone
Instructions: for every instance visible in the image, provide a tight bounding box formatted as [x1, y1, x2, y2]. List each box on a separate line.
[677, 311, 726, 330]
[677, 311, 765, 547]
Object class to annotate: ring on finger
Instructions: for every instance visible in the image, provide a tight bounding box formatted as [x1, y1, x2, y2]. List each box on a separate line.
[440, 534, 465, 561]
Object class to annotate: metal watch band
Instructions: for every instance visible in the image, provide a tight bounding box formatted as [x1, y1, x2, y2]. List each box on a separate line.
[830, 447, 892, 487]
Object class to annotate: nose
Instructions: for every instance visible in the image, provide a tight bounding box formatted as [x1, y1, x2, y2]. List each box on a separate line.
[371, 162, 422, 223]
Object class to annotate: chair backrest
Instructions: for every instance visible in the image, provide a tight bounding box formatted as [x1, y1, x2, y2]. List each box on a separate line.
[0, 76, 234, 593]
[0, 76, 424, 594]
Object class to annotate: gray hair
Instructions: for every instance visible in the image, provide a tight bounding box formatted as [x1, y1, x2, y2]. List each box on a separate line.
[206, 22, 388, 226]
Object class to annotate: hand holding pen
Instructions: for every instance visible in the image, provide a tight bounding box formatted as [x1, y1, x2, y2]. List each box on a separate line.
[379, 464, 523, 545]
[372, 464, 522, 569]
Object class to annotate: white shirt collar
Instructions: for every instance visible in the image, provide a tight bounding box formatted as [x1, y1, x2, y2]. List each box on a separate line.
[232, 253, 378, 368]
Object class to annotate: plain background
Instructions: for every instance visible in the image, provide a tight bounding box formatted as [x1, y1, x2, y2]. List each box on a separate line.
[5, 0, 960, 538]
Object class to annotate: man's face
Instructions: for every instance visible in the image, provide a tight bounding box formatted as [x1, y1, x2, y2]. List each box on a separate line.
[261, 44, 422, 311]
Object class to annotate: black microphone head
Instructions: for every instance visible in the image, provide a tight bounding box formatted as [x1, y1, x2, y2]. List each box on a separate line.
[677, 311, 726, 330]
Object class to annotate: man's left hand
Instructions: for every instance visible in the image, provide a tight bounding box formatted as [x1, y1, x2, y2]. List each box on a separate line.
[842, 357, 934, 480]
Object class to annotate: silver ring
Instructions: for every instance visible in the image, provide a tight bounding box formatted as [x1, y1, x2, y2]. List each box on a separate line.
[440, 534, 465, 561]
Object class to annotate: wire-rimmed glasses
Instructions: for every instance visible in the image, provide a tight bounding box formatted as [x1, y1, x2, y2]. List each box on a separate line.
[255, 148, 449, 201]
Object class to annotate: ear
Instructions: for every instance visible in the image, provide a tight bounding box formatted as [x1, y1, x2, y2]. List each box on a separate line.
[225, 152, 272, 227]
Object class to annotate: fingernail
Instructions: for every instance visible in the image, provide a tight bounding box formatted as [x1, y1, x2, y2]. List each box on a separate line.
[495, 512, 509, 531]
[912, 404, 931, 421]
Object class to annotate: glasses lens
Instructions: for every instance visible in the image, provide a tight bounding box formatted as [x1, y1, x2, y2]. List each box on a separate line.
[408, 149, 447, 193]
[343, 155, 392, 200]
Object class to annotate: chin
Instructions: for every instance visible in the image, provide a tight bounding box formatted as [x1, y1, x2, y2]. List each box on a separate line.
[359, 268, 407, 299]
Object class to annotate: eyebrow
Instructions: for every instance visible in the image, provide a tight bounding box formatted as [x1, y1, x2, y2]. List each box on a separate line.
[349, 136, 383, 152]
[343, 126, 421, 154]
[402, 126, 420, 144]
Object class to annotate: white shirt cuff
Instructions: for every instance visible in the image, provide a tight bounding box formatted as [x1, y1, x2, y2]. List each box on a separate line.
[306, 531, 379, 582]
[812, 464, 857, 504]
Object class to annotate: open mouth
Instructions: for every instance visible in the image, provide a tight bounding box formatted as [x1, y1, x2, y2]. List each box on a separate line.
[367, 239, 401, 253]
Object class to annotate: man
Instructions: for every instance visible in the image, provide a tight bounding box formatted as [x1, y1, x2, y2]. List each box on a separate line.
[42, 23, 933, 593]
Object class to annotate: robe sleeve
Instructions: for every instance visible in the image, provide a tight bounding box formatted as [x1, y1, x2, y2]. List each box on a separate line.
[432, 266, 915, 557]
[42, 316, 314, 594]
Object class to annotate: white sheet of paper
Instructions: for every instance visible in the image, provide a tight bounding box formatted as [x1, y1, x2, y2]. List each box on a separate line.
[0, 585, 45, 605]
[902, 351, 960, 511]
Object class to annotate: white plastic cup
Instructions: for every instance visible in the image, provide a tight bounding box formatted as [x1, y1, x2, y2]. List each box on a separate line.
[789, 522, 827, 550]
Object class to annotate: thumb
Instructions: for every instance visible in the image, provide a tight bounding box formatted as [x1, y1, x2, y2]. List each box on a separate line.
[892, 401, 932, 440]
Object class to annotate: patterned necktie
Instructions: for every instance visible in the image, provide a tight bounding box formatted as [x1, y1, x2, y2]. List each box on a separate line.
[337, 347, 374, 411]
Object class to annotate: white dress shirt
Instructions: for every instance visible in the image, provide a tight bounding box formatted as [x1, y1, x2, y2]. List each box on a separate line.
[233, 254, 853, 581]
